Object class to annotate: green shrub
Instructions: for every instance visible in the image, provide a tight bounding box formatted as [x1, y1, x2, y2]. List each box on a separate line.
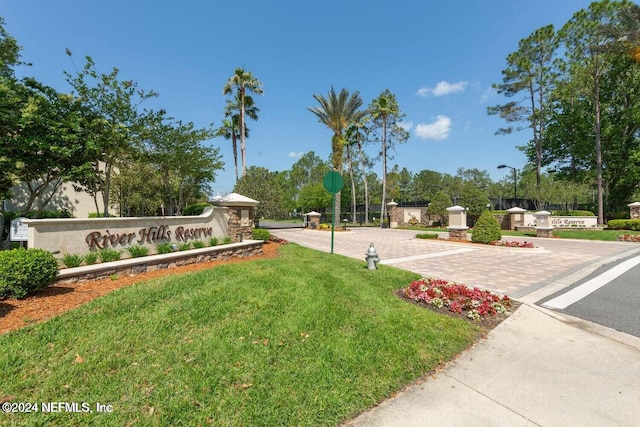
[607, 219, 640, 231]
[552, 210, 595, 216]
[127, 245, 149, 258]
[88, 212, 117, 218]
[222, 236, 232, 244]
[99, 248, 122, 263]
[252, 228, 271, 241]
[192, 240, 206, 249]
[84, 252, 98, 265]
[62, 253, 83, 268]
[471, 210, 502, 244]
[182, 203, 212, 216]
[178, 242, 191, 251]
[416, 233, 438, 239]
[157, 242, 173, 254]
[208, 237, 219, 246]
[0, 249, 58, 298]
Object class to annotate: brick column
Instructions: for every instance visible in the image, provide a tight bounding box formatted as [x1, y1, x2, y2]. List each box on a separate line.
[447, 205, 468, 240]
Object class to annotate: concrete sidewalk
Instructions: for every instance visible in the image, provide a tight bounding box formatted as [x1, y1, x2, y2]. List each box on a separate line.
[344, 304, 640, 427]
[271, 228, 640, 426]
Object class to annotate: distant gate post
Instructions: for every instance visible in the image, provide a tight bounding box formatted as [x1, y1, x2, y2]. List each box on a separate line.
[507, 207, 527, 231]
[387, 200, 399, 229]
[628, 202, 640, 219]
[447, 205, 468, 240]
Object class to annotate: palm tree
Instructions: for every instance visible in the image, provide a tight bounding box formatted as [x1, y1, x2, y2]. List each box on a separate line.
[217, 95, 260, 183]
[222, 68, 263, 176]
[368, 90, 408, 227]
[308, 87, 366, 229]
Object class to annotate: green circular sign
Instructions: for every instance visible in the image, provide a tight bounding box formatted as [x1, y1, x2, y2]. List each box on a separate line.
[323, 171, 344, 194]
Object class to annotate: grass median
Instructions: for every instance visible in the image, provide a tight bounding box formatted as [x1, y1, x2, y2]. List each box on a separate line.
[0, 244, 480, 426]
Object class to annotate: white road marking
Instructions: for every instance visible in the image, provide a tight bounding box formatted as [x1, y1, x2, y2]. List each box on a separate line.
[542, 255, 640, 310]
[380, 248, 475, 265]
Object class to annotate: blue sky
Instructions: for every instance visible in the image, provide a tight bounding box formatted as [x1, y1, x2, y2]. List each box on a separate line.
[4, 0, 597, 194]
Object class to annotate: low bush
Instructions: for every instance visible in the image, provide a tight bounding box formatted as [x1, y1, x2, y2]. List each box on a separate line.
[208, 237, 219, 246]
[62, 253, 84, 268]
[99, 248, 122, 263]
[0, 249, 58, 298]
[252, 228, 271, 241]
[156, 242, 173, 254]
[416, 233, 438, 239]
[471, 210, 502, 244]
[127, 245, 149, 258]
[222, 236, 232, 245]
[178, 242, 191, 251]
[182, 203, 212, 216]
[84, 252, 98, 265]
[607, 219, 640, 231]
[192, 240, 206, 249]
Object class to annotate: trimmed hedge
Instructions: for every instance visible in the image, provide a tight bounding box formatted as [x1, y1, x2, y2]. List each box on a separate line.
[416, 233, 438, 239]
[0, 249, 58, 298]
[182, 203, 212, 216]
[472, 210, 502, 244]
[607, 219, 640, 231]
[552, 210, 595, 216]
[252, 228, 271, 241]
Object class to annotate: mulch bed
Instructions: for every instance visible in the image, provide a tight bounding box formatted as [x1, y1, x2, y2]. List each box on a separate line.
[0, 242, 281, 335]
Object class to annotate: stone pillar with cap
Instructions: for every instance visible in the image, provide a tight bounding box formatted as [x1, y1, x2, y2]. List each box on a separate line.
[305, 211, 322, 230]
[387, 200, 399, 228]
[534, 210, 553, 238]
[447, 205, 468, 240]
[628, 202, 640, 220]
[507, 207, 527, 231]
[213, 193, 260, 242]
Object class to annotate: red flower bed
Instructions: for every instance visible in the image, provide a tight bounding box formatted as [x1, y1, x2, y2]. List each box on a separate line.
[402, 277, 511, 320]
[489, 240, 534, 248]
[617, 234, 640, 242]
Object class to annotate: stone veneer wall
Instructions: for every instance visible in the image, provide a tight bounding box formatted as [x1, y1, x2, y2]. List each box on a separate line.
[391, 206, 440, 227]
[227, 206, 255, 242]
[56, 241, 263, 284]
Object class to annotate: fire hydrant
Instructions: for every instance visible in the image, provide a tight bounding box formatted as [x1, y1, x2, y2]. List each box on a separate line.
[365, 243, 380, 270]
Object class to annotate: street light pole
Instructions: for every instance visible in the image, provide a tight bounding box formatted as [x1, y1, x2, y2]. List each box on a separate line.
[497, 164, 517, 205]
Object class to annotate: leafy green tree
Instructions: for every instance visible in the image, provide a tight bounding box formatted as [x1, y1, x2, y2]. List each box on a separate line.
[11, 79, 94, 214]
[222, 68, 263, 176]
[345, 118, 372, 223]
[65, 55, 158, 216]
[308, 87, 366, 229]
[298, 183, 332, 213]
[234, 166, 287, 219]
[488, 24, 559, 205]
[143, 118, 222, 215]
[367, 90, 409, 227]
[557, 0, 627, 224]
[460, 182, 490, 225]
[412, 169, 444, 202]
[428, 190, 452, 226]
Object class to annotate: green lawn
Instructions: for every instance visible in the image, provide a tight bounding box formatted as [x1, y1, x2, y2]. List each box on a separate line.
[0, 244, 480, 426]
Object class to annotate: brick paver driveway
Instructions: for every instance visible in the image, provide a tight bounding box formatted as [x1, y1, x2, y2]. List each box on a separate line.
[270, 228, 640, 297]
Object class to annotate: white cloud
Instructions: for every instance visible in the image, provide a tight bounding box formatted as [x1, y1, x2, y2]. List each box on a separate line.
[480, 86, 496, 103]
[288, 151, 304, 158]
[415, 116, 452, 141]
[398, 121, 413, 131]
[417, 81, 468, 97]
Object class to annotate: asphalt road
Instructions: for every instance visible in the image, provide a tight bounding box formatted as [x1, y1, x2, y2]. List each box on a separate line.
[539, 254, 640, 338]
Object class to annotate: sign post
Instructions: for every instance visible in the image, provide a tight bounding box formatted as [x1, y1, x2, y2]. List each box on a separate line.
[10, 217, 29, 248]
[322, 171, 344, 254]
